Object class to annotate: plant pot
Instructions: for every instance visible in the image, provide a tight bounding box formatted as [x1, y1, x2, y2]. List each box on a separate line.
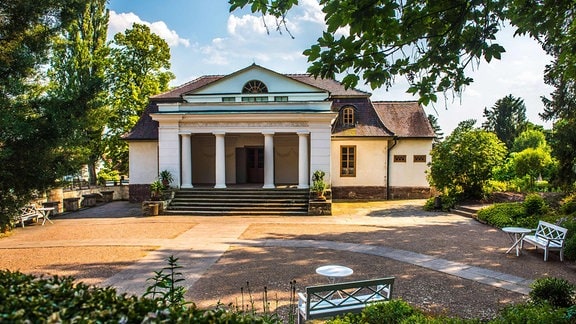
[149, 203, 159, 216]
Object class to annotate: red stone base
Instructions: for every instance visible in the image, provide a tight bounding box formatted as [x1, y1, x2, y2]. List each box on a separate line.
[129, 184, 150, 203]
[332, 186, 432, 200]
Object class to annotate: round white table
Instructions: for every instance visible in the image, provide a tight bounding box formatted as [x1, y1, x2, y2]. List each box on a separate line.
[316, 265, 353, 283]
[502, 227, 532, 256]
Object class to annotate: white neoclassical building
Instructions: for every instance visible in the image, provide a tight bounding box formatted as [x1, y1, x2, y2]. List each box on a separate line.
[125, 64, 434, 202]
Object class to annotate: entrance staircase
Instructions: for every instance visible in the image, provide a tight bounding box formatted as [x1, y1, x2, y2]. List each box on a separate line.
[164, 187, 310, 215]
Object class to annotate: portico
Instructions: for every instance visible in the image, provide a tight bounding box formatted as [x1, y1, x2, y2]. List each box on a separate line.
[177, 129, 311, 189]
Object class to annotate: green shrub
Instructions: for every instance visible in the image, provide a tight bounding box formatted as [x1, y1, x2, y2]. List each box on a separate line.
[477, 203, 525, 228]
[529, 277, 575, 308]
[490, 302, 569, 323]
[523, 193, 548, 216]
[0, 270, 282, 323]
[328, 300, 418, 324]
[561, 194, 576, 215]
[423, 195, 456, 212]
[561, 218, 576, 261]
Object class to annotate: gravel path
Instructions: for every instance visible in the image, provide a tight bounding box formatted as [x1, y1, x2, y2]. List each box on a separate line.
[1, 200, 575, 320]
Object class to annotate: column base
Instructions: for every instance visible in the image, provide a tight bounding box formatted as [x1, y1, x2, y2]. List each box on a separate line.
[298, 184, 310, 189]
[214, 184, 227, 189]
[181, 184, 194, 189]
[262, 184, 275, 189]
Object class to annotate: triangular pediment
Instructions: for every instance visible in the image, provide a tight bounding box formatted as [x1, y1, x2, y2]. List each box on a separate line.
[184, 64, 327, 97]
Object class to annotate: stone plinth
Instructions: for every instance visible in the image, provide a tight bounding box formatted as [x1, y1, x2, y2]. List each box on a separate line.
[63, 197, 80, 212]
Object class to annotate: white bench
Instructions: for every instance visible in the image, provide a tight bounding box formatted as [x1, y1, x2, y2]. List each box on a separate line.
[297, 277, 394, 323]
[522, 220, 568, 261]
[14, 205, 42, 228]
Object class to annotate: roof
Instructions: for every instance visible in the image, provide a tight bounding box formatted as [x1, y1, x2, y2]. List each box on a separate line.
[372, 101, 435, 138]
[150, 70, 370, 102]
[122, 102, 159, 140]
[331, 98, 394, 137]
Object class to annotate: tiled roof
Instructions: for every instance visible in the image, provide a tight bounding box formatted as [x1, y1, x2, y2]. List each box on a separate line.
[151, 75, 223, 101]
[286, 74, 370, 97]
[122, 102, 159, 140]
[372, 101, 435, 138]
[331, 98, 394, 137]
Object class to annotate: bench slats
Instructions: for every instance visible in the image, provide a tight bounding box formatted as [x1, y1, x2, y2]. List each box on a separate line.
[522, 220, 567, 261]
[298, 277, 395, 323]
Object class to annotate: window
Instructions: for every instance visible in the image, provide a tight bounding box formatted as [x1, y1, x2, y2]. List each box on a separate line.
[222, 97, 235, 102]
[414, 155, 427, 163]
[342, 106, 355, 126]
[274, 96, 288, 102]
[242, 80, 268, 94]
[340, 146, 356, 177]
[241, 96, 269, 102]
[394, 155, 406, 163]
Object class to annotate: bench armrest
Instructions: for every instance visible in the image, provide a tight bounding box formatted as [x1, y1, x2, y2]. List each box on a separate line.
[297, 292, 306, 305]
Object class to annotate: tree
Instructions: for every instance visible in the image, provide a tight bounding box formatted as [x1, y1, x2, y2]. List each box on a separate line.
[428, 120, 507, 200]
[513, 147, 553, 191]
[512, 129, 548, 153]
[106, 23, 174, 174]
[49, 0, 110, 186]
[427, 114, 444, 146]
[229, 1, 576, 105]
[482, 95, 528, 149]
[549, 119, 576, 190]
[0, 0, 84, 231]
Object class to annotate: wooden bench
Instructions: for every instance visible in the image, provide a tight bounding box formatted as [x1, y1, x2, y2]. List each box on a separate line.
[297, 277, 395, 323]
[522, 220, 568, 261]
[14, 205, 42, 228]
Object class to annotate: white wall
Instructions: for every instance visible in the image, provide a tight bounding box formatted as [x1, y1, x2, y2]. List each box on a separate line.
[388, 139, 432, 187]
[310, 122, 332, 183]
[331, 139, 388, 187]
[128, 141, 158, 185]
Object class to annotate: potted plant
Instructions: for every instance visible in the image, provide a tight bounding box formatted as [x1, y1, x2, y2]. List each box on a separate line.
[150, 180, 164, 201]
[159, 170, 174, 189]
[311, 170, 327, 200]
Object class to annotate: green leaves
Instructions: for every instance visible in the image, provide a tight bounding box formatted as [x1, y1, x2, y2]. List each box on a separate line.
[428, 120, 508, 200]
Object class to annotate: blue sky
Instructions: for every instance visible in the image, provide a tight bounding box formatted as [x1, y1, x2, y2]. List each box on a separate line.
[107, 0, 553, 134]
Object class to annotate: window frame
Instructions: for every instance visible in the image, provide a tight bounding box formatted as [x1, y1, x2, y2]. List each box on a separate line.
[342, 106, 355, 126]
[393, 155, 407, 163]
[340, 145, 357, 177]
[413, 155, 427, 163]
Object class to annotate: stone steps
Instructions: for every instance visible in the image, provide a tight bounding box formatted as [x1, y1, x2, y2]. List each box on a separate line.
[165, 188, 310, 216]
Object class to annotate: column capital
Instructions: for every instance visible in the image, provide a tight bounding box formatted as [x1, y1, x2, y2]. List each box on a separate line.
[262, 131, 275, 135]
[297, 131, 310, 136]
[213, 131, 226, 136]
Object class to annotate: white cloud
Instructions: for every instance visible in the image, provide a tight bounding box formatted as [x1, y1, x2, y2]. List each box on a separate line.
[108, 11, 190, 47]
[296, 0, 325, 24]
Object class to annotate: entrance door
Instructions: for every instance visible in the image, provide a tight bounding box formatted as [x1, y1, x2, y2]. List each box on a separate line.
[246, 147, 264, 183]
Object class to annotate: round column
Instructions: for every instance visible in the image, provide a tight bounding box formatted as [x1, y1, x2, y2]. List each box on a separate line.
[297, 131, 310, 189]
[214, 132, 227, 188]
[263, 131, 275, 188]
[181, 133, 193, 188]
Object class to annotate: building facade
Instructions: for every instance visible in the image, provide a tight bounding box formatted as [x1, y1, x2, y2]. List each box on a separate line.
[125, 64, 434, 202]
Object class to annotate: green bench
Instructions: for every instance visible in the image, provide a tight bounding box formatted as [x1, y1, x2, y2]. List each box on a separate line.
[297, 277, 395, 323]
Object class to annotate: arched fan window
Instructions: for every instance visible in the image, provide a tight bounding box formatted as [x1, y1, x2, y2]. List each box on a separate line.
[242, 80, 268, 94]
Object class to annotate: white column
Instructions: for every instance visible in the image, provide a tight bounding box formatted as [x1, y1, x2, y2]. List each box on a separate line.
[297, 131, 310, 189]
[214, 131, 226, 188]
[263, 131, 275, 188]
[181, 133, 193, 188]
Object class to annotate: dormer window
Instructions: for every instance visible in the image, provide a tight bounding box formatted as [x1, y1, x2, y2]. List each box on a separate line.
[242, 80, 268, 94]
[342, 106, 355, 126]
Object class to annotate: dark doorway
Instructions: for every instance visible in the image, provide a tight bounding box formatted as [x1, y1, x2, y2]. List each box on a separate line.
[246, 147, 264, 183]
